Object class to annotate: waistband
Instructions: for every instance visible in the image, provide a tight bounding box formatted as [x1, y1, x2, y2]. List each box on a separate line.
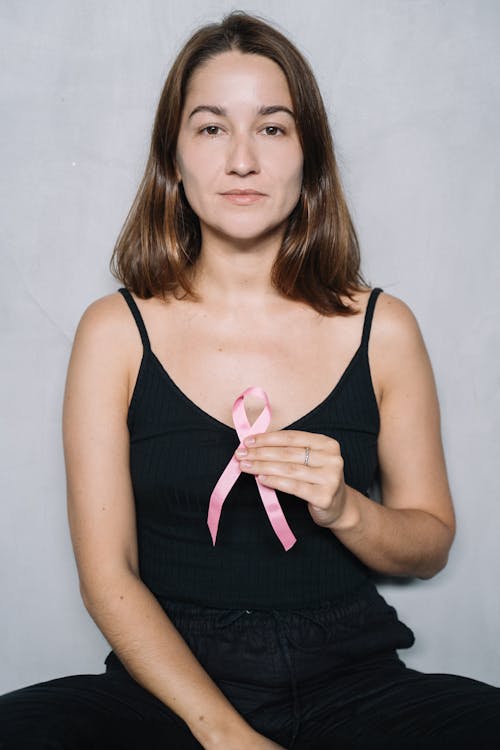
[158, 580, 383, 634]
[105, 579, 414, 677]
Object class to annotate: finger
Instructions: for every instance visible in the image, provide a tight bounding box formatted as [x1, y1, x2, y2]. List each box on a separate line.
[236, 445, 325, 467]
[256, 473, 319, 502]
[256, 470, 343, 513]
[244, 430, 338, 451]
[239, 459, 323, 485]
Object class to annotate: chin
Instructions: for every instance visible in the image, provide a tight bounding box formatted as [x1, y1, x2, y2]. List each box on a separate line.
[216, 225, 285, 245]
[204, 215, 290, 243]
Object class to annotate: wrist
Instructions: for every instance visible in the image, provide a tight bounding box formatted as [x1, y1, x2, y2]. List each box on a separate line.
[329, 485, 362, 533]
[192, 711, 253, 749]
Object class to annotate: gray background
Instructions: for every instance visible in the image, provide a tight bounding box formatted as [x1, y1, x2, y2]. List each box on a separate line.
[1, 0, 499, 693]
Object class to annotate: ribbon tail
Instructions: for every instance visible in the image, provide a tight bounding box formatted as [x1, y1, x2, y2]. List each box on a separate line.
[256, 481, 297, 551]
[207, 456, 242, 546]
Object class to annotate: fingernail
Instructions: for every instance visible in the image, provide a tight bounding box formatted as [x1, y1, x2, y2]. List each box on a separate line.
[240, 461, 252, 469]
[245, 437, 255, 445]
[235, 448, 247, 457]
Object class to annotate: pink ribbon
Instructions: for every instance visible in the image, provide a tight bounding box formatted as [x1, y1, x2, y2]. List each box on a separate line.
[207, 387, 297, 551]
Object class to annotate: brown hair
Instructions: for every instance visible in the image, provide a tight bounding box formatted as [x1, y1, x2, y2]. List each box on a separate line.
[109, 10, 367, 314]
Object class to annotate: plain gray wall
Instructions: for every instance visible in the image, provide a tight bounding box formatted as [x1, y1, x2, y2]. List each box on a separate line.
[1, 0, 499, 693]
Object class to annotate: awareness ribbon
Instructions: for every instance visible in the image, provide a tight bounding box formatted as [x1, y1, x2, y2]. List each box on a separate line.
[207, 386, 297, 551]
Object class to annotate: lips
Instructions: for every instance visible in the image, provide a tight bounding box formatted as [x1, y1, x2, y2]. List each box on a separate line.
[221, 189, 265, 195]
[220, 189, 266, 205]
[221, 193, 265, 205]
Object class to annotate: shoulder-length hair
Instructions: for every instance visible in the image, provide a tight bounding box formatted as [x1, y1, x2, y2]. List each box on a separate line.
[110, 10, 367, 315]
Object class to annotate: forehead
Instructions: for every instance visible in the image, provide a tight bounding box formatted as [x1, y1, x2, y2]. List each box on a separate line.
[184, 51, 292, 106]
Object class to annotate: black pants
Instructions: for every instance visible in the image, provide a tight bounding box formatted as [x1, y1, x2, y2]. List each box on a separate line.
[1, 583, 499, 749]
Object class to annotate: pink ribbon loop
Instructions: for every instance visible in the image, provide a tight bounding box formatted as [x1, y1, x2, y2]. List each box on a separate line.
[207, 387, 297, 551]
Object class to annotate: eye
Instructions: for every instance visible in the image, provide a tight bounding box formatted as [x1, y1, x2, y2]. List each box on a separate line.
[200, 125, 223, 137]
[262, 125, 285, 136]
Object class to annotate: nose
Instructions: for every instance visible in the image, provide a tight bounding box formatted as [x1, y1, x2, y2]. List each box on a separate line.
[225, 132, 260, 176]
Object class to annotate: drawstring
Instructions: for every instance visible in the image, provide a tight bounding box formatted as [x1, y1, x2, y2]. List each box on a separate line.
[213, 609, 333, 654]
[283, 610, 332, 652]
[213, 607, 333, 649]
[213, 608, 255, 628]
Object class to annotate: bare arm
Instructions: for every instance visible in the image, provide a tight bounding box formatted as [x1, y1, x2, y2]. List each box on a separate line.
[63, 293, 284, 750]
[237, 293, 455, 579]
[329, 293, 456, 577]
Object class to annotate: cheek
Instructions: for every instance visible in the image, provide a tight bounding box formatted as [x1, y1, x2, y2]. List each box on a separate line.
[181, 178, 206, 219]
[277, 143, 303, 184]
[293, 161, 304, 191]
[175, 159, 203, 215]
[179, 151, 217, 198]
[282, 158, 303, 206]
[177, 164, 207, 211]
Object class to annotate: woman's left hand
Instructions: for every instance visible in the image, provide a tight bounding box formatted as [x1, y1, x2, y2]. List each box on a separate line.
[235, 430, 348, 529]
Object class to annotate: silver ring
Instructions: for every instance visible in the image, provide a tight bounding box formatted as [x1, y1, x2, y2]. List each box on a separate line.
[304, 446, 310, 466]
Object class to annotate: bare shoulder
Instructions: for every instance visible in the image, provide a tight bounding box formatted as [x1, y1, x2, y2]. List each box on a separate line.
[370, 290, 423, 344]
[75, 290, 131, 340]
[66, 291, 138, 410]
[71, 290, 143, 362]
[341, 288, 420, 339]
[368, 291, 434, 400]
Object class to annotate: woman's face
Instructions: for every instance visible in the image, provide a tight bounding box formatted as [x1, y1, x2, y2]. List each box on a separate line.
[175, 50, 304, 247]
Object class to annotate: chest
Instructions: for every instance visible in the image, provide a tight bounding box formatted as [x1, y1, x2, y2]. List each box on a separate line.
[144, 304, 366, 431]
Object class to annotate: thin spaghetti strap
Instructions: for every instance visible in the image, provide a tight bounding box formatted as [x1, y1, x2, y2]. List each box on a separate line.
[117, 287, 151, 351]
[360, 287, 383, 350]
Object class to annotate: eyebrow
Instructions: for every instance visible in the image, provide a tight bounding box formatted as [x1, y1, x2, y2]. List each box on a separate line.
[188, 104, 295, 120]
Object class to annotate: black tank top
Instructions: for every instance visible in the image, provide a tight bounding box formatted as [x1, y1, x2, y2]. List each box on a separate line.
[118, 287, 383, 610]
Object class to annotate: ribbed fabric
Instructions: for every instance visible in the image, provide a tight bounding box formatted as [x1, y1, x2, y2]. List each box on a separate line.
[117, 287, 383, 610]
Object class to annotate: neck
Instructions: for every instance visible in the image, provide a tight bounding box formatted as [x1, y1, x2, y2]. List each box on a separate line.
[189, 232, 283, 308]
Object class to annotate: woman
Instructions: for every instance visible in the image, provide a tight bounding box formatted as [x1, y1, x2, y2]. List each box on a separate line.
[1, 10, 499, 750]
